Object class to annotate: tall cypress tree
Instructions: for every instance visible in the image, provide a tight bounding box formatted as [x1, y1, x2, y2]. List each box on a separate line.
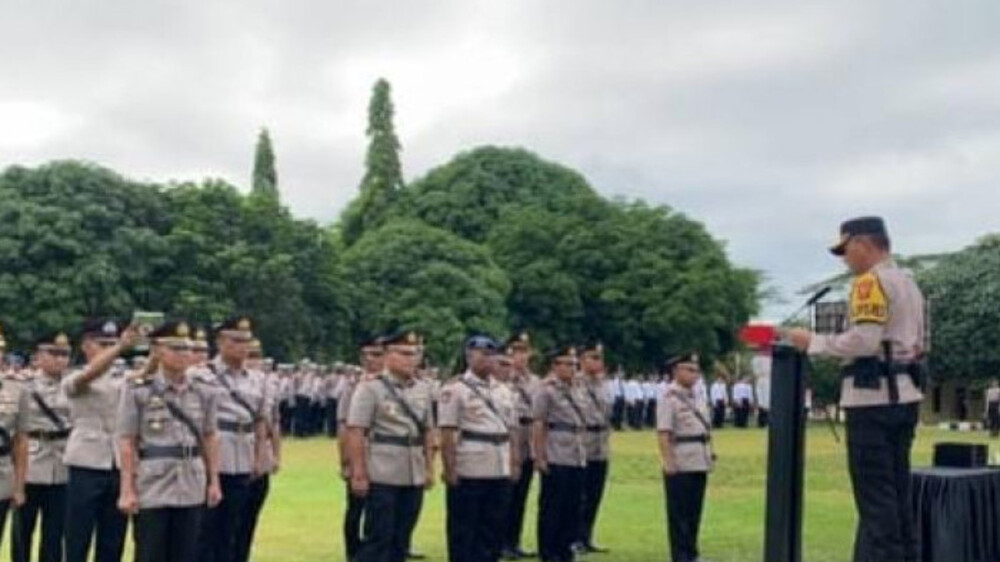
[252, 127, 279, 201]
[342, 78, 404, 244]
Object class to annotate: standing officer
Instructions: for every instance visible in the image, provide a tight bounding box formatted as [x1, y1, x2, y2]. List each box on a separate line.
[501, 333, 539, 560]
[196, 317, 268, 562]
[338, 335, 385, 562]
[709, 370, 729, 429]
[116, 320, 223, 562]
[191, 328, 210, 369]
[0, 320, 28, 551]
[345, 331, 435, 562]
[63, 318, 140, 562]
[986, 380, 1000, 438]
[14, 331, 73, 562]
[439, 335, 518, 562]
[731, 377, 754, 428]
[533, 346, 587, 562]
[575, 341, 611, 555]
[787, 217, 925, 562]
[657, 353, 714, 562]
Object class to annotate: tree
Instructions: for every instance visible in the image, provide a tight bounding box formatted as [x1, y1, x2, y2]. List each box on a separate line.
[917, 234, 1000, 381]
[251, 128, 279, 201]
[342, 220, 510, 366]
[341, 78, 405, 244]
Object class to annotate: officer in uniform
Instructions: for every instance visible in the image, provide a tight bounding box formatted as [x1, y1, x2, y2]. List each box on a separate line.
[788, 217, 925, 562]
[709, 371, 729, 429]
[501, 332, 539, 560]
[338, 335, 385, 562]
[986, 380, 1000, 438]
[236, 338, 280, 562]
[657, 353, 714, 562]
[191, 328, 210, 369]
[345, 330, 434, 562]
[116, 320, 222, 562]
[0, 320, 28, 551]
[575, 341, 611, 555]
[63, 318, 140, 562]
[196, 317, 268, 562]
[439, 335, 518, 562]
[533, 345, 587, 562]
[13, 331, 73, 562]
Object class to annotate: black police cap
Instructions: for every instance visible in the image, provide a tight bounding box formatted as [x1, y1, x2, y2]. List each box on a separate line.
[465, 334, 499, 352]
[382, 330, 421, 347]
[665, 352, 699, 372]
[579, 340, 605, 355]
[148, 320, 192, 341]
[81, 317, 122, 339]
[216, 316, 253, 335]
[830, 216, 889, 256]
[35, 331, 72, 349]
[504, 331, 532, 350]
[545, 345, 577, 361]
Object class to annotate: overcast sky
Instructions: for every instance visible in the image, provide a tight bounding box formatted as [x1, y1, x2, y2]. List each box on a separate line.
[2, 1, 998, 318]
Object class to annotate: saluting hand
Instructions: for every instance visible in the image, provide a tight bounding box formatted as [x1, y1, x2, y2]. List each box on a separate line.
[120, 325, 143, 350]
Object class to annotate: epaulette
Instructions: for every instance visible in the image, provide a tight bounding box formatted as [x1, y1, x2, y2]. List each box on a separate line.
[128, 375, 152, 387]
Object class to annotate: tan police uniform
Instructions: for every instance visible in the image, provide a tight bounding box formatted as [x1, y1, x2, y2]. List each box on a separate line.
[0, 374, 25, 541]
[577, 372, 613, 551]
[439, 372, 516, 478]
[502, 368, 540, 556]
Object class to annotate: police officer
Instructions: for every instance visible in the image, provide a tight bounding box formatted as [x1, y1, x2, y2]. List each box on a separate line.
[986, 380, 1000, 438]
[787, 217, 925, 562]
[533, 345, 587, 562]
[0, 320, 28, 551]
[575, 341, 611, 555]
[338, 335, 385, 562]
[13, 331, 73, 562]
[63, 318, 140, 562]
[196, 317, 268, 562]
[501, 333, 539, 560]
[345, 330, 434, 562]
[709, 371, 729, 429]
[235, 339, 280, 562]
[117, 320, 222, 562]
[657, 353, 714, 562]
[191, 328, 211, 369]
[440, 335, 518, 562]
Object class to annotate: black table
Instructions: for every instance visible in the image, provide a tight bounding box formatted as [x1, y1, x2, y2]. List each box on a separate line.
[912, 467, 1000, 562]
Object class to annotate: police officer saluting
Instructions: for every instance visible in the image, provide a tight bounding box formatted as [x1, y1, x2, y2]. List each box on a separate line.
[345, 331, 435, 562]
[13, 331, 73, 562]
[116, 320, 222, 562]
[63, 318, 140, 562]
[439, 335, 518, 562]
[787, 217, 925, 562]
[575, 341, 611, 555]
[196, 317, 268, 562]
[533, 345, 587, 562]
[657, 353, 714, 562]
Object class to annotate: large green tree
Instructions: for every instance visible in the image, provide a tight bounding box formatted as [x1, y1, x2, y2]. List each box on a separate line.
[917, 234, 1000, 381]
[251, 127, 279, 202]
[341, 78, 405, 245]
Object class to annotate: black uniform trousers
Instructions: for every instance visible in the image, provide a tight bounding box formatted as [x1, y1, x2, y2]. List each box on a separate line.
[988, 401, 1000, 437]
[134, 506, 203, 562]
[199, 473, 251, 562]
[503, 459, 534, 551]
[757, 408, 769, 428]
[845, 403, 919, 562]
[279, 403, 294, 435]
[403, 488, 424, 555]
[234, 475, 270, 562]
[356, 483, 423, 562]
[610, 398, 625, 431]
[734, 399, 750, 428]
[711, 401, 726, 428]
[578, 460, 608, 546]
[344, 488, 367, 561]
[13, 482, 67, 562]
[645, 399, 657, 427]
[537, 465, 584, 562]
[664, 472, 707, 562]
[446, 478, 510, 562]
[65, 466, 127, 562]
[293, 397, 310, 437]
[325, 399, 338, 437]
[0, 499, 10, 552]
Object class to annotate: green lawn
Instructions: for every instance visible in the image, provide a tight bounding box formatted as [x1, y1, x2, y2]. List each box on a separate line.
[249, 425, 991, 562]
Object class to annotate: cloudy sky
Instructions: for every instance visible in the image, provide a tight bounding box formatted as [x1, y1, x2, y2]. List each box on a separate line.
[2, 1, 998, 317]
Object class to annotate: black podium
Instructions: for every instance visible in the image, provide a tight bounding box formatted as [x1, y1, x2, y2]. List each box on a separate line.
[763, 344, 809, 562]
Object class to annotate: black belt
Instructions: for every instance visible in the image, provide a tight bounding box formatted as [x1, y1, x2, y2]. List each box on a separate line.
[371, 433, 423, 447]
[462, 431, 509, 444]
[547, 422, 583, 433]
[519, 417, 533, 426]
[586, 425, 609, 433]
[218, 420, 254, 433]
[0, 445, 9, 456]
[139, 445, 202, 460]
[674, 435, 710, 444]
[27, 429, 70, 441]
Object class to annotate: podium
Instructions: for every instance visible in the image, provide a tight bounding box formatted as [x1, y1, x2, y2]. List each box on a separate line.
[763, 344, 809, 562]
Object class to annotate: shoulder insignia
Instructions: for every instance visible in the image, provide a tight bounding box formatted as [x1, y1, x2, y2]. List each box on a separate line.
[128, 376, 151, 387]
[850, 271, 889, 325]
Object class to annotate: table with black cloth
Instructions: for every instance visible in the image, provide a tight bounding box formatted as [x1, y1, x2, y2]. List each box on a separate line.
[911, 466, 1000, 562]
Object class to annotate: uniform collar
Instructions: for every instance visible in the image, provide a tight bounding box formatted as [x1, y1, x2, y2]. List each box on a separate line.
[462, 370, 490, 386]
[155, 369, 190, 392]
[383, 370, 414, 388]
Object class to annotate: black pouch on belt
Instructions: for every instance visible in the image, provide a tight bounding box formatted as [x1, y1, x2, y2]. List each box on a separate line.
[847, 357, 882, 390]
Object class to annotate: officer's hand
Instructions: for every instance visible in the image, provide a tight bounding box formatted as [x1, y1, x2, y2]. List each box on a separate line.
[534, 459, 548, 474]
[12, 487, 25, 508]
[662, 464, 678, 476]
[350, 474, 370, 498]
[510, 464, 522, 482]
[442, 471, 459, 487]
[120, 325, 143, 350]
[118, 490, 139, 515]
[207, 482, 223, 508]
[786, 328, 812, 352]
[424, 474, 435, 491]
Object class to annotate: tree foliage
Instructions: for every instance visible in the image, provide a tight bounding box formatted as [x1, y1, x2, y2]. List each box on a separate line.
[251, 127, 279, 201]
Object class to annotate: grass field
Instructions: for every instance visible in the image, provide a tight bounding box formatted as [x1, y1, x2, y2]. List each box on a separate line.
[247, 425, 991, 562]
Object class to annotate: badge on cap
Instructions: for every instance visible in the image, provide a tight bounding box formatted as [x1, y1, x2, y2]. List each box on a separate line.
[238, 318, 251, 331]
[102, 321, 118, 336]
[55, 333, 70, 347]
[407, 332, 417, 344]
[177, 323, 190, 338]
[520, 332, 529, 342]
